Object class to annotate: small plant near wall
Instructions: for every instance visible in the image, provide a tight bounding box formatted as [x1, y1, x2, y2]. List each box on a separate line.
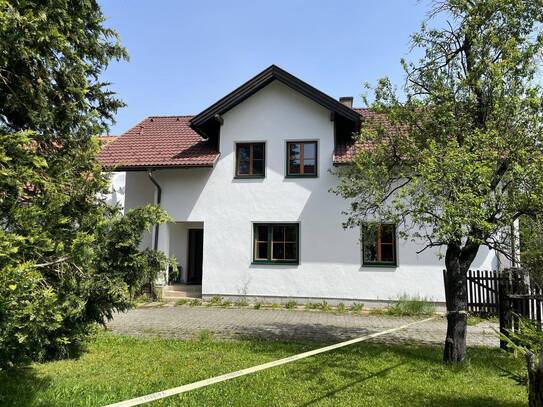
[235, 299, 249, 307]
[175, 299, 189, 306]
[209, 296, 223, 306]
[349, 303, 364, 313]
[189, 299, 202, 307]
[318, 301, 331, 312]
[285, 300, 297, 310]
[221, 299, 233, 307]
[304, 303, 319, 310]
[385, 294, 435, 317]
[336, 303, 346, 313]
[253, 302, 262, 310]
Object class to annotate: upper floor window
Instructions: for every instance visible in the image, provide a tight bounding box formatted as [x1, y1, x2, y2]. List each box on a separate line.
[253, 223, 299, 264]
[362, 224, 397, 266]
[287, 141, 317, 177]
[236, 143, 265, 178]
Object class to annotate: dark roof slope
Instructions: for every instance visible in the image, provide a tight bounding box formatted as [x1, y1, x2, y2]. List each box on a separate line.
[190, 65, 361, 138]
[98, 116, 219, 170]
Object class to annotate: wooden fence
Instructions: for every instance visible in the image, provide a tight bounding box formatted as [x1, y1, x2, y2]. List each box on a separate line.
[443, 268, 543, 348]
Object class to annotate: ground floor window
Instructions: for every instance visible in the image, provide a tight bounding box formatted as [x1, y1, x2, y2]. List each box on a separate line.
[362, 223, 397, 266]
[253, 223, 299, 264]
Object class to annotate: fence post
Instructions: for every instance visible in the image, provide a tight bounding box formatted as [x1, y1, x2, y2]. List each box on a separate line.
[498, 270, 511, 350]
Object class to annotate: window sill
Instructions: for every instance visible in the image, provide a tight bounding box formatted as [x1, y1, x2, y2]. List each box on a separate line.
[360, 263, 398, 270]
[234, 175, 265, 179]
[252, 260, 299, 266]
[285, 174, 318, 179]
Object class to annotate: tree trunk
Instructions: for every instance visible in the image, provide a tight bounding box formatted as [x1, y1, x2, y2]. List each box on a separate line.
[527, 350, 543, 407]
[443, 242, 480, 364]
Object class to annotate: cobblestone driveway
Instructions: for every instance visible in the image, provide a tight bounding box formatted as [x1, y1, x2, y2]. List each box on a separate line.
[108, 307, 498, 347]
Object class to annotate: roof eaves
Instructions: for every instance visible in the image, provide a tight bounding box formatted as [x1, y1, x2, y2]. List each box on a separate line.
[190, 65, 361, 130]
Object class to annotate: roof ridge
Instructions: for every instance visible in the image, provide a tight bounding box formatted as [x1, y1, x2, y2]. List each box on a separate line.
[148, 115, 194, 119]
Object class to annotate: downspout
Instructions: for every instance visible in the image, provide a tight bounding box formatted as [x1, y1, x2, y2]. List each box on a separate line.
[147, 170, 161, 251]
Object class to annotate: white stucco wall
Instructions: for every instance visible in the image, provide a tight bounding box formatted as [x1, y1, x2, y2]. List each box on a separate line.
[103, 171, 125, 209]
[124, 81, 498, 303]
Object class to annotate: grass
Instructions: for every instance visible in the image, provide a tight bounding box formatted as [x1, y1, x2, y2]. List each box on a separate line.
[0, 333, 526, 407]
[371, 295, 436, 317]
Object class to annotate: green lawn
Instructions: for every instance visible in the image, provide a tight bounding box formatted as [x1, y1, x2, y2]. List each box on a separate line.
[0, 333, 527, 407]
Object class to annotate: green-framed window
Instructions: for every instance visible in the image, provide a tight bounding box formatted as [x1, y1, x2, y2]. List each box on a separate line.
[236, 142, 265, 177]
[253, 223, 299, 264]
[362, 224, 397, 266]
[286, 141, 317, 177]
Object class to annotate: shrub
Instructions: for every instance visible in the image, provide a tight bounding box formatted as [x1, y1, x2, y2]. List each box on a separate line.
[502, 316, 543, 406]
[386, 294, 435, 316]
[189, 299, 202, 307]
[316, 301, 331, 312]
[349, 303, 364, 313]
[209, 296, 223, 306]
[285, 300, 297, 309]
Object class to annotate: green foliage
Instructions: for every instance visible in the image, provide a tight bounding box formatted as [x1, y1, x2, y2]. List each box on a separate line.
[209, 295, 223, 306]
[349, 303, 364, 313]
[189, 299, 202, 307]
[519, 215, 543, 287]
[174, 299, 189, 307]
[284, 300, 298, 309]
[504, 316, 543, 358]
[0, 1, 173, 369]
[96, 205, 173, 300]
[195, 330, 213, 342]
[304, 301, 331, 312]
[336, 303, 346, 313]
[385, 294, 436, 317]
[253, 302, 262, 309]
[501, 315, 543, 397]
[334, 0, 543, 265]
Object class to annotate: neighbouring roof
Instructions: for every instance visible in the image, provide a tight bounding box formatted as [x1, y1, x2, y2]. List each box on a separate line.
[332, 109, 400, 165]
[98, 135, 118, 144]
[98, 116, 220, 170]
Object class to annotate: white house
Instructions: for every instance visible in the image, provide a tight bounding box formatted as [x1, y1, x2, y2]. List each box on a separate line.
[98, 65, 504, 306]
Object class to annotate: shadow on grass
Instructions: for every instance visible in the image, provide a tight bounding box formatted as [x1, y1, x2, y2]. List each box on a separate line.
[0, 367, 52, 407]
[419, 394, 523, 407]
[299, 363, 405, 406]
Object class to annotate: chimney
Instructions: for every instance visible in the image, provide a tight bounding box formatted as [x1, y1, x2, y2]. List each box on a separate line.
[339, 96, 353, 108]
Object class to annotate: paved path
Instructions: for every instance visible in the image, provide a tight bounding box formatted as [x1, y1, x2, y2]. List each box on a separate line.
[108, 306, 499, 347]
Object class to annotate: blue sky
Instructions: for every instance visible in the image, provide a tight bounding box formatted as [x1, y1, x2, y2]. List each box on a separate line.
[100, 1, 431, 135]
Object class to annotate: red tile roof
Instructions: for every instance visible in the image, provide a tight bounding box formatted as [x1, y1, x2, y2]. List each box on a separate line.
[98, 135, 118, 145]
[333, 108, 402, 164]
[97, 116, 220, 170]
